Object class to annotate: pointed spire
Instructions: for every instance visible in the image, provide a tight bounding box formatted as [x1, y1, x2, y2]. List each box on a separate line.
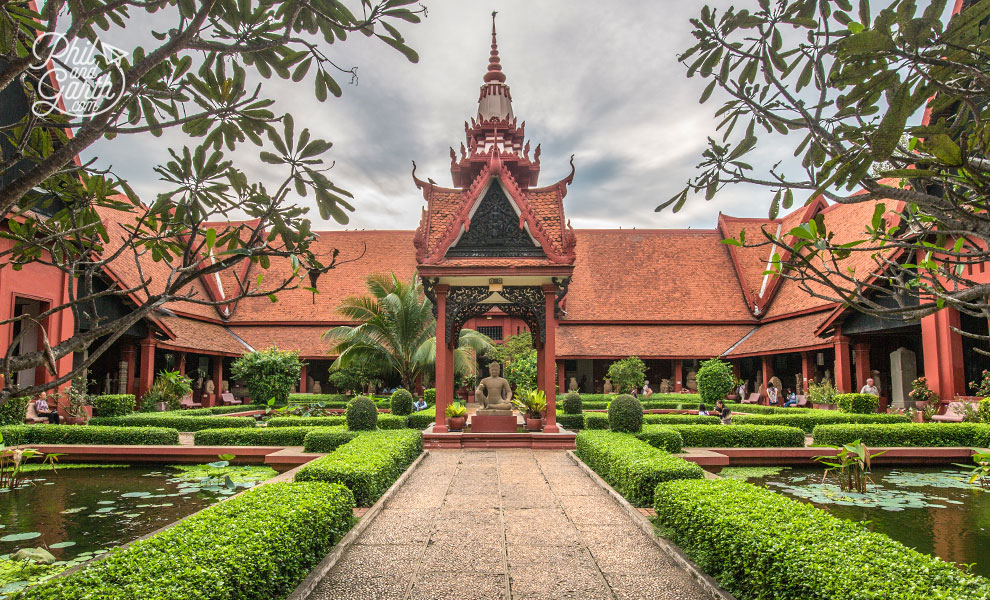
[484, 11, 506, 83]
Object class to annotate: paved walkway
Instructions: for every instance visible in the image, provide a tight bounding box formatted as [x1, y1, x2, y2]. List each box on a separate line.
[306, 449, 711, 600]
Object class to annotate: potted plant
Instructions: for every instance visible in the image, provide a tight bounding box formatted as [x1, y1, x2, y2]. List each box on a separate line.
[512, 389, 547, 432]
[445, 402, 467, 431]
[910, 377, 938, 421]
[62, 377, 92, 424]
[726, 377, 744, 401]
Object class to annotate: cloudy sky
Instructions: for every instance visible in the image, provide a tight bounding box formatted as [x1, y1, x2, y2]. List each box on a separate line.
[83, 0, 786, 232]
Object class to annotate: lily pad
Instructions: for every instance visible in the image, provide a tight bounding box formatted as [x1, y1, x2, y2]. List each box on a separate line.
[0, 532, 41, 543]
[48, 541, 76, 549]
[120, 492, 151, 498]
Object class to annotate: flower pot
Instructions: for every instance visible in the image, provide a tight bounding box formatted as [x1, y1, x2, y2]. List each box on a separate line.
[448, 416, 466, 431]
[726, 394, 739, 401]
[525, 417, 543, 432]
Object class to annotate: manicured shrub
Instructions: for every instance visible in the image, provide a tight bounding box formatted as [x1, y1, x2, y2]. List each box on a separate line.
[978, 398, 990, 424]
[812, 422, 990, 447]
[0, 424, 179, 445]
[732, 410, 909, 433]
[724, 403, 811, 415]
[696, 358, 734, 406]
[0, 396, 29, 426]
[193, 426, 345, 446]
[288, 393, 351, 406]
[647, 424, 805, 448]
[91, 414, 255, 431]
[642, 414, 720, 426]
[835, 392, 880, 414]
[407, 407, 436, 430]
[346, 396, 378, 431]
[267, 416, 347, 428]
[231, 346, 303, 405]
[632, 426, 683, 453]
[555, 412, 584, 430]
[583, 412, 610, 430]
[295, 430, 423, 505]
[90, 394, 136, 417]
[389, 389, 414, 416]
[170, 405, 260, 416]
[608, 394, 643, 433]
[17, 481, 355, 600]
[607, 356, 646, 393]
[423, 388, 436, 405]
[562, 392, 583, 414]
[302, 429, 360, 453]
[575, 430, 703, 506]
[376, 414, 408, 429]
[653, 478, 990, 600]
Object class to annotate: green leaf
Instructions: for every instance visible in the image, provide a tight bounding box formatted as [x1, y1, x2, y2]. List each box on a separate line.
[926, 134, 963, 166]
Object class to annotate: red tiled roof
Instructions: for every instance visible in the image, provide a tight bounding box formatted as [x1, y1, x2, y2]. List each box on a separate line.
[719, 215, 778, 307]
[526, 187, 565, 254]
[564, 230, 755, 322]
[156, 316, 249, 355]
[724, 311, 833, 356]
[227, 325, 336, 357]
[557, 324, 755, 358]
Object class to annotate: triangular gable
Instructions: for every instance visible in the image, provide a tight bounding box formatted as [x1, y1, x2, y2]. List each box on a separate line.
[447, 179, 545, 258]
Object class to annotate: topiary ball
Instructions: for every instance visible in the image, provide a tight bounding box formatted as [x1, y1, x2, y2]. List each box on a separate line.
[390, 388, 414, 416]
[423, 388, 436, 406]
[346, 396, 378, 431]
[562, 392, 583, 415]
[608, 394, 643, 433]
[979, 398, 990, 424]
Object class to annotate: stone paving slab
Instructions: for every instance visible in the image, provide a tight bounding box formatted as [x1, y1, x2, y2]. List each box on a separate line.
[305, 449, 714, 600]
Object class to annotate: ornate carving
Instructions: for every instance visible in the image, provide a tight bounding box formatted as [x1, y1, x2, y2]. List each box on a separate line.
[552, 276, 570, 319]
[444, 286, 494, 345]
[446, 183, 544, 258]
[500, 286, 546, 345]
[421, 277, 440, 318]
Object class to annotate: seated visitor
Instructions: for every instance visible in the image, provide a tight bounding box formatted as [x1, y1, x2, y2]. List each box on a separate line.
[697, 402, 709, 416]
[860, 377, 880, 396]
[34, 396, 60, 424]
[784, 388, 798, 407]
[642, 380, 653, 397]
[413, 397, 427, 411]
[715, 399, 731, 424]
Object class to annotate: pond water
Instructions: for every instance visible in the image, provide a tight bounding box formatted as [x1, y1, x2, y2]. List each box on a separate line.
[0, 465, 273, 564]
[736, 466, 990, 578]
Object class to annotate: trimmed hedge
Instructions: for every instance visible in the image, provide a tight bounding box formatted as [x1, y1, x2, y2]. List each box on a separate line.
[295, 430, 423, 506]
[193, 426, 341, 446]
[266, 416, 347, 428]
[17, 481, 355, 600]
[288, 393, 350, 404]
[631, 425, 683, 453]
[835, 392, 880, 414]
[724, 403, 812, 415]
[176, 405, 261, 416]
[423, 389, 436, 405]
[654, 478, 990, 600]
[0, 424, 179, 445]
[575, 430, 703, 506]
[649, 424, 805, 448]
[376, 414, 408, 429]
[732, 410, 909, 433]
[562, 392, 582, 414]
[389, 389, 413, 416]
[608, 394, 643, 433]
[0, 396, 29, 426]
[346, 396, 378, 431]
[407, 407, 436, 430]
[812, 422, 990, 448]
[555, 412, 584, 430]
[643, 414, 720, 426]
[583, 412, 609, 430]
[91, 394, 135, 417]
[91, 414, 255, 431]
[302, 429, 360, 453]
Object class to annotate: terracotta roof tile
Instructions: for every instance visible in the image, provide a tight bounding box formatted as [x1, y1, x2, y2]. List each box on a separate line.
[156, 316, 249, 354]
[725, 311, 833, 356]
[526, 188, 564, 254]
[557, 324, 755, 358]
[227, 325, 335, 357]
[719, 216, 778, 305]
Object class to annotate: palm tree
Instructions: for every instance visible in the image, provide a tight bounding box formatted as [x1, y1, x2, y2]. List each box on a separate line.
[324, 272, 492, 391]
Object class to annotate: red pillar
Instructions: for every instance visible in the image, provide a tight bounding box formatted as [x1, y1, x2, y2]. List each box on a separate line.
[177, 352, 187, 376]
[536, 346, 546, 394]
[121, 344, 137, 397]
[921, 307, 966, 402]
[542, 284, 559, 433]
[299, 364, 308, 393]
[212, 356, 223, 399]
[673, 359, 683, 392]
[557, 359, 566, 397]
[833, 328, 853, 393]
[761, 355, 773, 404]
[854, 341, 871, 392]
[138, 335, 156, 400]
[434, 285, 451, 433]
[801, 352, 814, 394]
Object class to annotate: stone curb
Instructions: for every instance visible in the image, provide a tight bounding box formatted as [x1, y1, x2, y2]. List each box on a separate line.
[285, 449, 431, 600]
[566, 450, 736, 600]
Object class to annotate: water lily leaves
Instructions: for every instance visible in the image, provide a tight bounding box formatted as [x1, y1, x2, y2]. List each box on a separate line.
[120, 492, 152, 498]
[48, 541, 75, 549]
[0, 532, 41, 542]
[96, 501, 115, 505]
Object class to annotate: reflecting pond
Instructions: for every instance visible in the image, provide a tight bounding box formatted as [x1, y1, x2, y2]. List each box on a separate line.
[733, 466, 990, 578]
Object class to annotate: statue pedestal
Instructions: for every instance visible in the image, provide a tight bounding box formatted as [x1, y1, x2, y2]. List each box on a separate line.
[470, 414, 517, 433]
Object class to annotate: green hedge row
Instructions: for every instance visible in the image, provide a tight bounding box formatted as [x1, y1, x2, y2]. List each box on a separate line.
[574, 430, 703, 506]
[631, 426, 683, 453]
[17, 482, 355, 600]
[732, 411, 909, 433]
[0, 396, 28, 426]
[266, 416, 347, 428]
[835, 392, 880, 414]
[406, 407, 436, 430]
[583, 412, 609, 430]
[654, 478, 990, 600]
[648, 424, 805, 448]
[555, 412, 584, 430]
[643, 414, 720, 426]
[302, 429, 360, 453]
[194, 426, 337, 446]
[295, 430, 423, 506]
[91, 414, 255, 431]
[812, 422, 990, 448]
[90, 394, 135, 417]
[288, 393, 351, 404]
[724, 403, 812, 415]
[0, 424, 179, 445]
[376, 414, 408, 429]
[173, 405, 261, 416]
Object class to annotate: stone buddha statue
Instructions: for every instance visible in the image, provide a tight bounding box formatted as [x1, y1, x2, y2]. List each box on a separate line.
[475, 362, 513, 413]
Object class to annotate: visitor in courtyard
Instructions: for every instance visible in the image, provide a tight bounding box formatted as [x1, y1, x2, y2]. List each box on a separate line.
[860, 377, 880, 396]
[630, 386, 639, 398]
[642, 380, 652, 397]
[766, 385, 779, 405]
[697, 402, 709, 416]
[784, 388, 798, 407]
[413, 396, 427, 411]
[736, 380, 747, 398]
[34, 395, 59, 424]
[715, 399, 731, 424]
